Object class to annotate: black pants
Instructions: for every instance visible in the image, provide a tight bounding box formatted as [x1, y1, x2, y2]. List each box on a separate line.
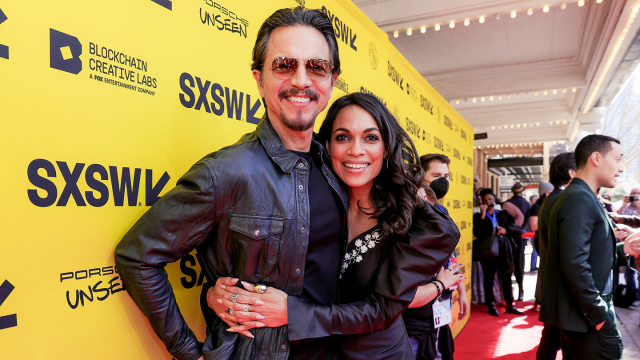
[560, 301, 623, 360]
[536, 324, 561, 360]
[513, 235, 524, 292]
[480, 246, 514, 306]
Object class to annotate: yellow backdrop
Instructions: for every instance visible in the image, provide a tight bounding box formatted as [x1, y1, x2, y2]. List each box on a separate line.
[0, 0, 474, 358]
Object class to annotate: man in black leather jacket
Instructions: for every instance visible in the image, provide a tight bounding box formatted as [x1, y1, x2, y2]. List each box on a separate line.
[115, 7, 452, 360]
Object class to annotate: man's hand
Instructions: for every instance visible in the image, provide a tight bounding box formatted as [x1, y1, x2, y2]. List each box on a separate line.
[223, 281, 289, 333]
[623, 229, 640, 257]
[609, 212, 621, 223]
[206, 277, 266, 338]
[496, 226, 507, 236]
[614, 224, 633, 241]
[457, 283, 469, 320]
[479, 204, 488, 215]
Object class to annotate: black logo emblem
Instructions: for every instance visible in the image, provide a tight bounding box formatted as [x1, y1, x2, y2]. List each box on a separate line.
[50, 29, 82, 74]
[0, 8, 8, 59]
[151, 0, 172, 10]
[0, 280, 17, 330]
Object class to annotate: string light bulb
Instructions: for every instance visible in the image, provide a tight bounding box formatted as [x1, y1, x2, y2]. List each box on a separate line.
[450, 20, 455, 28]
[393, 31, 399, 38]
[490, 96, 494, 101]
[596, 0, 603, 3]
[553, 89, 557, 94]
[496, 13, 501, 20]
[421, 26, 426, 33]
[561, 2, 567, 9]
[563, 88, 567, 93]
[543, 4, 550, 13]
[528, 8, 533, 15]
[479, 15, 485, 23]
[407, 28, 412, 36]
[572, 87, 577, 92]
[511, 10, 517, 18]
[472, 97, 477, 102]
[464, 18, 470, 26]
[435, 23, 440, 31]
[578, 0, 585, 6]
[543, 90, 548, 95]
[456, 99, 460, 104]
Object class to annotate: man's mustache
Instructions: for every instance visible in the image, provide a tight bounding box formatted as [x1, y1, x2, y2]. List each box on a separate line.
[278, 88, 319, 102]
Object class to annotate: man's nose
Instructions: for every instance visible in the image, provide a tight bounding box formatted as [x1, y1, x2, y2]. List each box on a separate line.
[289, 63, 312, 88]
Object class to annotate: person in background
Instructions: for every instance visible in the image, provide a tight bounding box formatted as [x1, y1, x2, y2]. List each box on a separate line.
[473, 174, 481, 207]
[534, 152, 576, 360]
[473, 188, 525, 316]
[540, 135, 640, 359]
[600, 193, 614, 212]
[403, 154, 469, 360]
[507, 182, 531, 301]
[618, 188, 640, 216]
[530, 181, 554, 272]
[530, 194, 540, 206]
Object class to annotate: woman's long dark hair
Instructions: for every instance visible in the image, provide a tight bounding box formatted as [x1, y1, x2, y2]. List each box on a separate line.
[318, 92, 425, 239]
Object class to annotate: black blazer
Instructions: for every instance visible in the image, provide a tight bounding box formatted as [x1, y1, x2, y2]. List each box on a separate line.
[472, 209, 514, 240]
[535, 187, 562, 302]
[540, 178, 627, 333]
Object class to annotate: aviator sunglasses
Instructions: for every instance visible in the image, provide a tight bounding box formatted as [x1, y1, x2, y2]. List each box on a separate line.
[267, 57, 334, 81]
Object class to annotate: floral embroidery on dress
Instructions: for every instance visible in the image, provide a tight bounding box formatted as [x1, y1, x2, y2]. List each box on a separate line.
[340, 228, 381, 278]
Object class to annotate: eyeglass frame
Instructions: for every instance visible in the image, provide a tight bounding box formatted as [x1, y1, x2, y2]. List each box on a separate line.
[261, 56, 339, 82]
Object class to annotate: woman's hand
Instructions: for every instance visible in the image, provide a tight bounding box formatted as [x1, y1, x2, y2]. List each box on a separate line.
[435, 263, 465, 289]
[206, 277, 266, 338]
[219, 281, 289, 333]
[496, 226, 507, 235]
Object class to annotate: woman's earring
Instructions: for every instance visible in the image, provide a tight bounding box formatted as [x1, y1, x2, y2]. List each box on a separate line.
[383, 158, 389, 171]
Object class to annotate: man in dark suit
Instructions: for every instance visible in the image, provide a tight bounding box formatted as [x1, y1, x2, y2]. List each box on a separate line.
[535, 152, 576, 360]
[540, 135, 640, 359]
[507, 182, 531, 300]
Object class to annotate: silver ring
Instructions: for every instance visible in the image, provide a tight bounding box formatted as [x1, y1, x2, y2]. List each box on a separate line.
[231, 293, 239, 303]
[242, 303, 250, 311]
[255, 284, 267, 294]
[228, 308, 234, 315]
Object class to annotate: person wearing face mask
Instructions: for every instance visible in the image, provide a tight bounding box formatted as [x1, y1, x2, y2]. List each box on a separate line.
[401, 154, 469, 360]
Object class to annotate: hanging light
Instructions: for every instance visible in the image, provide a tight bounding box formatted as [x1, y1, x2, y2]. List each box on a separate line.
[456, 99, 460, 104]
[543, 4, 550, 13]
[563, 88, 567, 93]
[472, 97, 477, 102]
[534, 91, 539, 96]
[496, 13, 501, 20]
[499, 95, 503, 100]
[407, 28, 412, 36]
[490, 96, 494, 101]
[449, 20, 455, 28]
[479, 15, 485, 24]
[481, 97, 485, 102]
[421, 26, 426, 33]
[572, 87, 577, 92]
[527, 8, 533, 15]
[578, 0, 585, 7]
[511, 10, 517, 18]
[561, 2, 567, 9]
[596, 0, 603, 3]
[435, 23, 441, 31]
[553, 89, 557, 94]
[393, 31, 399, 38]
[464, 18, 470, 26]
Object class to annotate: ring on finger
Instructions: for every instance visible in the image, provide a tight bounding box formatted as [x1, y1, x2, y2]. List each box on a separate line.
[228, 308, 234, 315]
[255, 284, 267, 294]
[242, 303, 250, 311]
[231, 293, 240, 303]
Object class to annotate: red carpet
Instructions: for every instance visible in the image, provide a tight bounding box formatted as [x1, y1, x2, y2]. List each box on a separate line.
[454, 301, 560, 359]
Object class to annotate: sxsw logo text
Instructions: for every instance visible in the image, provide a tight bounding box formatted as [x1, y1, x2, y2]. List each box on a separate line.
[321, 6, 357, 51]
[27, 159, 170, 207]
[179, 72, 263, 124]
[0, 8, 8, 59]
[50, 29, 82, 74]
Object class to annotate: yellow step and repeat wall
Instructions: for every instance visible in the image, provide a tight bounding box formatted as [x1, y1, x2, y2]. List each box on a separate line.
[0, 0, 474, 358]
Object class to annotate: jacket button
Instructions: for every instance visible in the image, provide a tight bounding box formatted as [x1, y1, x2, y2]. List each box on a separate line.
[299, 185, 304, 190]
[301, 227, 305, 232]
[281, 344, 286, 350]
[254, 229, 260, 236]
[296, 268, 301, 273]
[298, 163, 304, 168]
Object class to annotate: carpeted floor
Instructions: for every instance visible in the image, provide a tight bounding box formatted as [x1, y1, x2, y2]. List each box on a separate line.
[454, 301, 553, 360]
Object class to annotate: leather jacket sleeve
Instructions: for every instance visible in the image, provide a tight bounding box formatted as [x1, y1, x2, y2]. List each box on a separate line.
[114, 162, 218, 360]
[287, 203, 460, 340]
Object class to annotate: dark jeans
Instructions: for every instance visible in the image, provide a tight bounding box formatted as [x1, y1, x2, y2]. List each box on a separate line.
[531, 246, 539, 271]
[513, 235, 524, 291]
[480, 246, 514, 307]
[536, 324, 561, 360]
[560, 300, 622, 360]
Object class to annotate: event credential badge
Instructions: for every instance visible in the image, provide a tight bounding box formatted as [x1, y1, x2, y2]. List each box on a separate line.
[433, 299, 452, 329]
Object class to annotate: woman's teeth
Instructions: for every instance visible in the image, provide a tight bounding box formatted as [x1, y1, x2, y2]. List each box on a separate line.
[344, 163, 368, 169]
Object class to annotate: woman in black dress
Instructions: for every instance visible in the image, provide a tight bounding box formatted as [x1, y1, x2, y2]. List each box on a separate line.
[208, 92, 461, 359]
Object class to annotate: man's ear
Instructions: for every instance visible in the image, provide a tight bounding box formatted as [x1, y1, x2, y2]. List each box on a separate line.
[590, 152, 602, 167]
[331, 72, 339, 87]
[568, 168, 577, 179]
[253, 69, 265, 98]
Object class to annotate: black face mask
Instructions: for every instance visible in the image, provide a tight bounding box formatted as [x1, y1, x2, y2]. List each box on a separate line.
[429, 177, 449, 199]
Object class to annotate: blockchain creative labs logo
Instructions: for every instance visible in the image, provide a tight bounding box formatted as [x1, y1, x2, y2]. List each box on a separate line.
[0, 8, 8, 60]
[50, 29, 82, 74]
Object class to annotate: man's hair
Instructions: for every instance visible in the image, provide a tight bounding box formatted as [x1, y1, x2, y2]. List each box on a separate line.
[549, 152, 576, 188]
[251, 7, 341, 78]
[479, 188, 495, 200]
[420, 153, 450, 172]
[574, 134, 620, 170]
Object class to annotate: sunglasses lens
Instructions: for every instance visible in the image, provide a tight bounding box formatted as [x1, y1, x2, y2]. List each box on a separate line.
[306, 59, 331, 81]
[271, 57, 298, 78]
